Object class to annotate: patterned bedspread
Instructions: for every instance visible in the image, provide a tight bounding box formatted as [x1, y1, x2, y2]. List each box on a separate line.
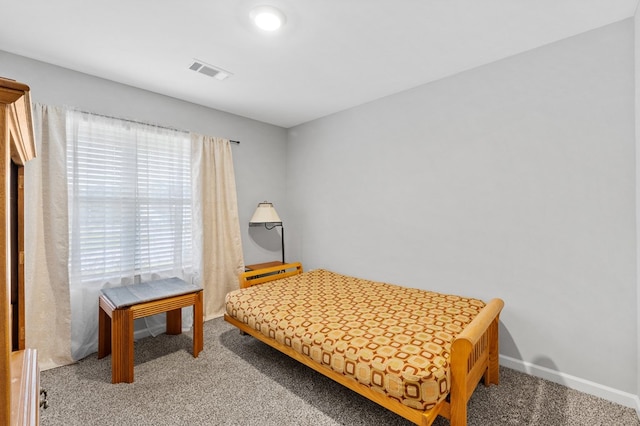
[225, 269, 485, 410]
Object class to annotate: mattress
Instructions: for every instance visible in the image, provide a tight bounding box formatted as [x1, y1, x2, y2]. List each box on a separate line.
[225, 269, 486, 410]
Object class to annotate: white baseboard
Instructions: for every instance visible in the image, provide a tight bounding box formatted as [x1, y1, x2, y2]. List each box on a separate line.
[500, 355, 639, 412]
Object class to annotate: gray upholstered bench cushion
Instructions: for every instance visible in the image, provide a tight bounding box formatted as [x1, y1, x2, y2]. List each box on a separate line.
[101, 278, 201, 308]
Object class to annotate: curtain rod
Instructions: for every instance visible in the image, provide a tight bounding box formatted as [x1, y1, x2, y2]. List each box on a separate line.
[74, 108, 240, 144]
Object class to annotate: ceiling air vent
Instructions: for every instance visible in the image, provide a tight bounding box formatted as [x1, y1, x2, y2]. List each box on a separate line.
[188, 60, 232, 81]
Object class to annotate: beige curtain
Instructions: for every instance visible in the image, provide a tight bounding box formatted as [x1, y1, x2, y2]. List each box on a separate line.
[24, 104, 74, 370]
[191, 134, 244, 320]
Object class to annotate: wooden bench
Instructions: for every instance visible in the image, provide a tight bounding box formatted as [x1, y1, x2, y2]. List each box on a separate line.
[98, 278, 203, 383]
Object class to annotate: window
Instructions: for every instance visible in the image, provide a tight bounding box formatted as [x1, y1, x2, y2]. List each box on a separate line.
[66, 112, 192, 285]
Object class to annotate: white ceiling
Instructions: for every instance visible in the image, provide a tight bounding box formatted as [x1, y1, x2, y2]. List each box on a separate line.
[1, 1, 637, 128]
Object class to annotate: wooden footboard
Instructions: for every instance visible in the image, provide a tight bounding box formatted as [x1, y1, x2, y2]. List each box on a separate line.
[227, 263, 504, 426]
[444, 298, 504, 426]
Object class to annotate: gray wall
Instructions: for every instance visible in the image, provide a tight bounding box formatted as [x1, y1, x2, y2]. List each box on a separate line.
[287, 19, 638, 404]
[0, 50, 288, 265]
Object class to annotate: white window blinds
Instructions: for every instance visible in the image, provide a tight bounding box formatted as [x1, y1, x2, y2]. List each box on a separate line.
[66, 111, 192, 285]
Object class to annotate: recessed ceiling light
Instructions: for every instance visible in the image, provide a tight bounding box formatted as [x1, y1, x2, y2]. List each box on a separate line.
[250, 5, 286, 31]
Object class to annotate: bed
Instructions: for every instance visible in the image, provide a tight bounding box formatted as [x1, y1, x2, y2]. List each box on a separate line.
[224, 262, 504, 426]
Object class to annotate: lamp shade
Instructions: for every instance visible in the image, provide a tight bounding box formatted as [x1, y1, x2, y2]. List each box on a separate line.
[249, 202, 282, 224]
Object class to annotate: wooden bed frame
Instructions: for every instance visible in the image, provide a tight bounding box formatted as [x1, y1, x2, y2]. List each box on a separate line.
[223, 262, 504, 426]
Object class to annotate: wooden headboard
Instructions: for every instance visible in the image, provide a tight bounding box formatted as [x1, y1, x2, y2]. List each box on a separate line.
[239, 262, 303, 289]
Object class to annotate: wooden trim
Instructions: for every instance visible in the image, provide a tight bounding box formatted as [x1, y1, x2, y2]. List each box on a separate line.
[0, 104, 11, 426]
[129, 292, 201, 319]
[0, 85, 28, 105]
[0, 78, 36, 165]
[0, 77, 38, 425]
[10, 349, 39, 426]
[17, 167, 25, 350]
[0, 79, 36, 165]
[0, 79, 30, 95]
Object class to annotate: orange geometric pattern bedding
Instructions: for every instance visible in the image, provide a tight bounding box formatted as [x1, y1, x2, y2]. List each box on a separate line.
[225, 269, 486, 410]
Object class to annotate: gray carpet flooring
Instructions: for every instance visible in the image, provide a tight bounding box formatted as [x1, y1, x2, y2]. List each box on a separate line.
[40, 317, 640, 425]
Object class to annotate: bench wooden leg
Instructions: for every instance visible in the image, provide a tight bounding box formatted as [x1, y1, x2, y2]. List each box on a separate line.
[193, 291, 203, 357]
[166, 308, 182, 335]
[111, 308, 134, 384]
[98, 304, 111, 358]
